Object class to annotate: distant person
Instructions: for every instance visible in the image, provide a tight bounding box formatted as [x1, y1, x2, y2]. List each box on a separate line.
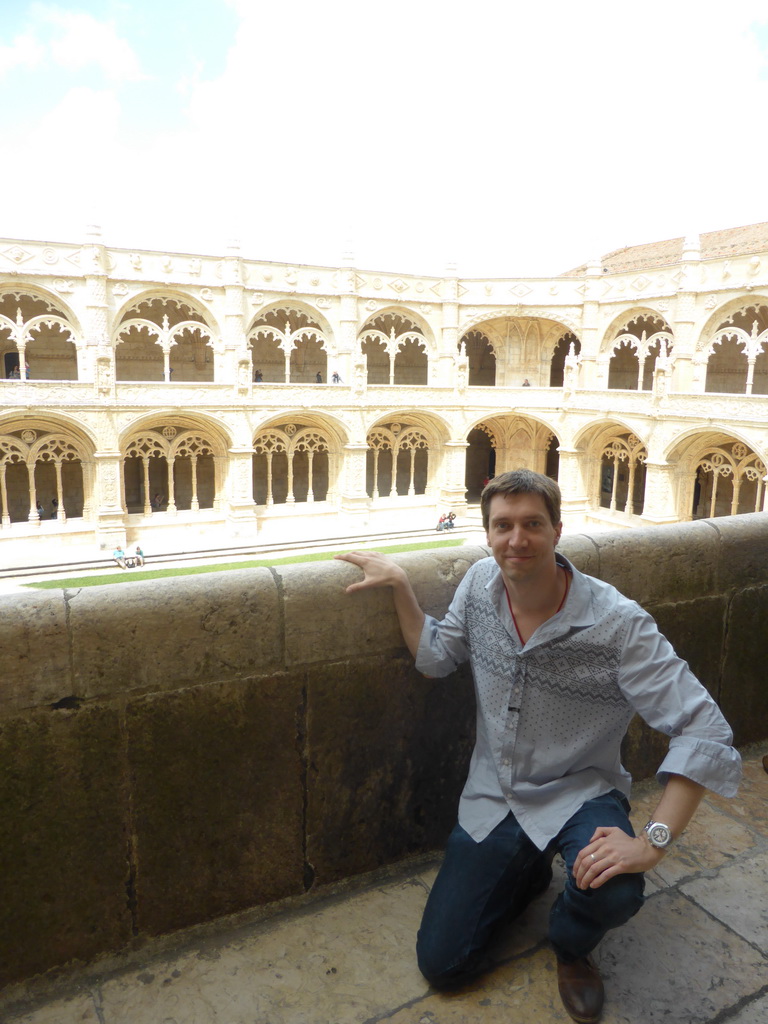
[254, 368, 263, 382]
[152, 493, 163, 510]
[112, 546, 128, 570]
[316, 371, 323, 383]
[522, 378, 531, 386]
[51, 498, 59, 518]
[36, 501, 44, 518]
[134, 544, 145, 567]
[332, 371, 342, 384]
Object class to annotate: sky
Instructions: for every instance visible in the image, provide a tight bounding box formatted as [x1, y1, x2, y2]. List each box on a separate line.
[2, 0, 768, 277]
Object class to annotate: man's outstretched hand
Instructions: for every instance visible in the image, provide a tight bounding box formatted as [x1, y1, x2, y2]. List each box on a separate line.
[334, 550, 407, 593]
[335, 550, 425, 656]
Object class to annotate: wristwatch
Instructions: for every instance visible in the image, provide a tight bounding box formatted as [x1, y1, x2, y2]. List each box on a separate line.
[643, 820, 673, 848]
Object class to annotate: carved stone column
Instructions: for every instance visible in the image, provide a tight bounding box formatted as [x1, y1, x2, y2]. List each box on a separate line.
[672, 290, 699, 393]
[338, 251, 359, 385]
[93, 451, 127, 548]
[576, 259, 601, 389]
[440, 266, 460, 387]
[83, 228, 111, 388]
[226, 449, 258, 526]
[557, 448, 590, 523]
[642, 462, 679, 524]
[439, 439, 469, 510]
[340, 442, 370, 514]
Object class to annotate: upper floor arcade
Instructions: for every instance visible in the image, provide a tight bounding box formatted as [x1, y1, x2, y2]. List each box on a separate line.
[2, 231, 768, 402]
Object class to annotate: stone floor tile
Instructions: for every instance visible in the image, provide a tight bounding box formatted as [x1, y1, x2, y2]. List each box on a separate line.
[382, 950, 573, 1024]
[631, 798, 759, 888]
[595, 888, 765, 1023]
[93, 875, 433, 1024]
[726, 992, 768, 1023]
[704, 756, 768, 837]
[7, 993, 99, 1024]
[682, 849, 768, 949]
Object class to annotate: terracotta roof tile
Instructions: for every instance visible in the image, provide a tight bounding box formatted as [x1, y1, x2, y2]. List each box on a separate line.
[560, 222, 768, 276]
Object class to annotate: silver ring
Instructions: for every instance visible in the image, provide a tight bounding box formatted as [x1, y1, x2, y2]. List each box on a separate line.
[590, 853, 596, 862]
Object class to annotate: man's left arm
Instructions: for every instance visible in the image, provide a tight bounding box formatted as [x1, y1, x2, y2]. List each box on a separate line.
[573, 773, 704, 890]
[575, 604, 742, 890]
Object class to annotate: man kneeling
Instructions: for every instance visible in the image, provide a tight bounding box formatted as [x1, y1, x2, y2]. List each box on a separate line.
[336, 470, 741, 1023]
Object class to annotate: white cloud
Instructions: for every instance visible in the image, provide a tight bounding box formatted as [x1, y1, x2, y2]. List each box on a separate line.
[41, 8, 147, 82]
[0, 33, 44, 75]
[3, 0, 768, 273]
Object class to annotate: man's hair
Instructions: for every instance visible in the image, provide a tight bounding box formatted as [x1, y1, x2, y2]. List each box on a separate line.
[480, 469, 562, 530]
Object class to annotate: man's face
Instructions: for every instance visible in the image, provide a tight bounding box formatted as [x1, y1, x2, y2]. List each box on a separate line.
[486, 492, 562, 586]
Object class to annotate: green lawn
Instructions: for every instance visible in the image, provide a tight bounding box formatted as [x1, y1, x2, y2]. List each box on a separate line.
[25, 537, 467, 589]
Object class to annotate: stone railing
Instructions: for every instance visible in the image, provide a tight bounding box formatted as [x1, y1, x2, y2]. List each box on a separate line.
[2, 514, 767, 987]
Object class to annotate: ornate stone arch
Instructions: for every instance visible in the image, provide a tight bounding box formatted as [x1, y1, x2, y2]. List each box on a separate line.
[666, 430, 767, 520]
[114, 293, 217, 384]
[463, 414, 560, 494]
[575, 420, 649, 517]
[697, 299, 768, 395]
[0, 420, 92, 523]
[601, 309, 674, 391]
[362, 411, 448, 500]
[456, 312, 578, 387]
[358, 310, 430, 386]
[457, 330, 496, 386]
[121, 419, 227, 515]
[359, 304, 436, 346]
[248, 302, 334, 384]
[459, 308, 580, 338]
[251, 416, 337, 505]
[0, 289, 82, 381]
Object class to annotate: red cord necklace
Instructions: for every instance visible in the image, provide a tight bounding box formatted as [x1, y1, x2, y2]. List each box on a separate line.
[505, 565, 569, 646]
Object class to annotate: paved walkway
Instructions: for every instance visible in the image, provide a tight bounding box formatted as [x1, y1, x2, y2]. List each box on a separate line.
[3, 744, 767, 1024]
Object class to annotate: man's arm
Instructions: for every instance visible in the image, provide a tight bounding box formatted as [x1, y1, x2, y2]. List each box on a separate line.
[335, 551, 425, 658]
[573, 774, 705, 890]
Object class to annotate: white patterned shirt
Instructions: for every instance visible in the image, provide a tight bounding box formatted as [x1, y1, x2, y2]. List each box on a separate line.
[416, 554, 742, 850]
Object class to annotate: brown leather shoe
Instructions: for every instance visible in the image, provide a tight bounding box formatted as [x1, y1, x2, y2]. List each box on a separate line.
[557, 956, 604, 1023]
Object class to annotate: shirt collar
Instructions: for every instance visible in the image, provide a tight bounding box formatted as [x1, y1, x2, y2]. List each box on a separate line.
[484, 551, 596, 632]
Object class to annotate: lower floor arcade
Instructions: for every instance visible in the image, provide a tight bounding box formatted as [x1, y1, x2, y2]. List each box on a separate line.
[1, 410, 766, 559]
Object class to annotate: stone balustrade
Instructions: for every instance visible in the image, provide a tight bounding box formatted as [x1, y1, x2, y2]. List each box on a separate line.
[1, 514, 767, 987]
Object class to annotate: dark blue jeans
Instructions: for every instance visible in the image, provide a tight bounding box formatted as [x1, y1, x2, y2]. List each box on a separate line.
[416, 790, 645, 987]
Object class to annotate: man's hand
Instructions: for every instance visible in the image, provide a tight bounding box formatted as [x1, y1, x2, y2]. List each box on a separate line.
[573, 826, 665, 890]
[334, 550, 407, 593]
[335, 550, 425, 657]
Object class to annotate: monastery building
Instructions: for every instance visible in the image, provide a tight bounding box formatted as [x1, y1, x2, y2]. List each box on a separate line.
[1, 224, 767, 563]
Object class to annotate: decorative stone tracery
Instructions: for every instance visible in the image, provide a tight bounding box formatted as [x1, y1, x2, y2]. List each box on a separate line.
[360, 313, 428, 386]
[123, 426, 218, 514]
[366, 422, 430, 498]
[115, 297, 214, 384]
[702, 302, 768, 395]
[252, 423, 331, 505]
[606, 314, 673, 391]
[0, 427, 87, 525]
[693, 441, 766, 518]
[248, 306, 331, 384]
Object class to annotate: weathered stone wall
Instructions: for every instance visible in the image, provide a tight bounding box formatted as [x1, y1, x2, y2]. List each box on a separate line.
[1, 516, 767, 987]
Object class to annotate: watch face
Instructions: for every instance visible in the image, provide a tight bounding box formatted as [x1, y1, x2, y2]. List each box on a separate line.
[647, 823, 671, 847]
